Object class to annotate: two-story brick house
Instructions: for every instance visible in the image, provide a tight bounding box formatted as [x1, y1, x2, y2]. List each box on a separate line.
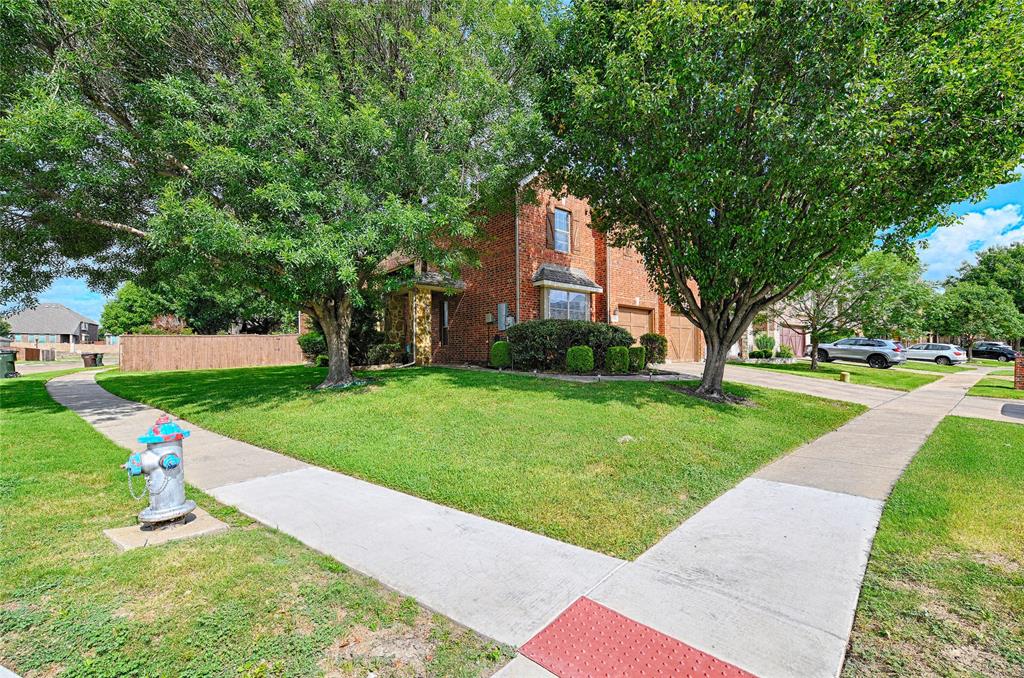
[381, 177, 704, 366]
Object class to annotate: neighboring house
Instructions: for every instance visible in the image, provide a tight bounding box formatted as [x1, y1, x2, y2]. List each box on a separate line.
[376, 179, 705, 365]
[6, 303, 99, 346]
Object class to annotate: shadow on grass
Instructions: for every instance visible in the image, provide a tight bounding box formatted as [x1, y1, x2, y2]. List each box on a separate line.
[0, 378, 69, 416]
[98, 365, 762, 420]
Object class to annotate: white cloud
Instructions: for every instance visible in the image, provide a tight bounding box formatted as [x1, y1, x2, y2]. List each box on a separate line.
[918, 204, 1024, 281]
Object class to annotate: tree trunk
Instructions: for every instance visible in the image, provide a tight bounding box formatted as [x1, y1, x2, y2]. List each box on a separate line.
[809, 337, 820, 370]
[310, 295, 354, 388]
[696, 336, 731, 400]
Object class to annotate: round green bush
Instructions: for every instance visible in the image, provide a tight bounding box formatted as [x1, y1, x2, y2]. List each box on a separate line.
[754, 332, 776, 352]
[628, 345, 646, 373]
[489, 340, 512, 368]
[639, 333, 667, 364]
[606, 345, 629, 374]
[749, 349, 773, 359]
[566, 345, 595, 373]
[298, 331, 327, 360]
[777, 344, 795, 359]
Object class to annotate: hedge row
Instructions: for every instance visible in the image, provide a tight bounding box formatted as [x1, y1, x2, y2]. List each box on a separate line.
[505, 319, 634, 371]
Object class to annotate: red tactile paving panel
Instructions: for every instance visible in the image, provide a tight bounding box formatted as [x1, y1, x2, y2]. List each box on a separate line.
[520, 597, 756, 678]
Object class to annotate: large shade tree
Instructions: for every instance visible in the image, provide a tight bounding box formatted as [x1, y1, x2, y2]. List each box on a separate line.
[542, 0, 1024, 399]
[926, 282, 1024, 358]
[1, 0, 548, 387]
[954, 242, 1024, 348]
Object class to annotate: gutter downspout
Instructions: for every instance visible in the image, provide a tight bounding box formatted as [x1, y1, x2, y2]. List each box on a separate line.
[514, 188, 521, 323]
[605, 239, 612, 323]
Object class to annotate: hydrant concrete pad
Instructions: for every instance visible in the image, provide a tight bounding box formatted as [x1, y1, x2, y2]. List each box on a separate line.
[104, 507, 227, 551]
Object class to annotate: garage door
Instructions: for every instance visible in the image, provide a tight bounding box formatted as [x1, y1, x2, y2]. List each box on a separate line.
[615, 307, 652, 343]
[668, 311, 701, 362]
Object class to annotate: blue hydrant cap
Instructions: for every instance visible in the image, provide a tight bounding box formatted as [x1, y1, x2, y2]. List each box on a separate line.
[138, 414, 190, 444]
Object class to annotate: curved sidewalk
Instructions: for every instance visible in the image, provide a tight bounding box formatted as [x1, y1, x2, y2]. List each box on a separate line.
[50, 367, 990, 677]
[45, 371, 622, 647]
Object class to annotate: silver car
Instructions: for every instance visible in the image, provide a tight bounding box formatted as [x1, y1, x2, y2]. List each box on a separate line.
[906, 342, 967, 366]
[816, 338, 908, 369]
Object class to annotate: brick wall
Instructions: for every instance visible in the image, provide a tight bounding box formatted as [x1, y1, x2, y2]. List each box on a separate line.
[1016, 356, 1024, 390]
[431, 183, 702, 364]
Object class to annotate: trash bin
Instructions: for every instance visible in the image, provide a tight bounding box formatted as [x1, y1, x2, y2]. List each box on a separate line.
[94, 353, 104, 366]
[82, 353, 97, 367]
[0, 349, 17, 377]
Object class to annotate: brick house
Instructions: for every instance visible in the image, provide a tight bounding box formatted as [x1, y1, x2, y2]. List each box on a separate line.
[381, 177, 704, 366]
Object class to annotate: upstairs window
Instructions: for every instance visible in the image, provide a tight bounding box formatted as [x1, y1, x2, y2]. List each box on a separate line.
[553, 208, 570, 253]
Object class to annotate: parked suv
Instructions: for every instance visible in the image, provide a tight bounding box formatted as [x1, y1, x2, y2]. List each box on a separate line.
[906, 343, 967, 366]
[816, 338, 907, 369]
[971, 341, 1019, 362]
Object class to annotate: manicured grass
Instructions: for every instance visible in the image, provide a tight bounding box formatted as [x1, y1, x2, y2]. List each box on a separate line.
[98, 366, 864, 559]
[843, 417, 1024, 677]
[969, 357, 1012, 367]
[990, 368, 1015, 377]
[0, 372, 509, 677]
[968, 378, 1024, 400]
[896, 360, 970, 374]
[730, 360, 940, 391]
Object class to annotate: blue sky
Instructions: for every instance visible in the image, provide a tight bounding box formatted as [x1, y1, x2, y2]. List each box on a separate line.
[36, 168, 1024, 321]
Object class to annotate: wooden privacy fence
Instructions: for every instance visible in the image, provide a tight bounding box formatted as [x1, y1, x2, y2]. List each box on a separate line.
[120, 334, 305, 372]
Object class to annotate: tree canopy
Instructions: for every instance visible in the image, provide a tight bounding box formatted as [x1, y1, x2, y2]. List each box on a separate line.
[542, 0, 1024, 397]
[927, 282, 1024, 355]
[777, 251, 934, 368]
[955, 243, 1024, 316]
[1, 0, 548, 385]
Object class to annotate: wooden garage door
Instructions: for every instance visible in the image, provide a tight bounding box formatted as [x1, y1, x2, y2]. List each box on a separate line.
[668, 311, 701, 362]
[615, 307, 652, 343]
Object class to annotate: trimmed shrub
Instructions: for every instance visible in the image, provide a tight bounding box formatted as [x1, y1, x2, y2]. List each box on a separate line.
[777, 344, 795, 359]
[489, 340, 512, 368]
[566, 345, 595, 373]
[606, 346, 629, 374]
[754, 332, 776, 352]
[506, 319, 633, 371]
[628, 346, 646, 373]
[366, 343, 405, 365]
[298, 331, 327, 360]
[749, 349, 773, 359]
[639, 333, 668, 365]
[315, 354, 329, 367]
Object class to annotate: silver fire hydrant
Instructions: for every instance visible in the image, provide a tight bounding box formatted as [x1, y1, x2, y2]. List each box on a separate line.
[123, 415, 196, 525]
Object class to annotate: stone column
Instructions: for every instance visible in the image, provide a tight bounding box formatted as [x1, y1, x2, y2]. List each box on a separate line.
[1015, 355, 1024, 390]
[413, 287, 433, 365]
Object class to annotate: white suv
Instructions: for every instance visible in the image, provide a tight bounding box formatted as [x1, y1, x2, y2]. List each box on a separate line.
[905, 342, 967, 366]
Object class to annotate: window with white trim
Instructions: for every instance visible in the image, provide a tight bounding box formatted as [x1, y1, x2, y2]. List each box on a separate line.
[553, 208, 570, 253]
[545, 289, 589, 321]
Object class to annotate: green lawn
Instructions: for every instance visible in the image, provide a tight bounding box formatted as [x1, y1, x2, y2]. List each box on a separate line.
[843, 417, 1024, 677]
[895, 360, 971, 374]
[98, 366, 864, 559]
[730, 360, 940, 391]
[990, 368, 1015, 377]
[0, 372, 509, 677]
[968, 378, 1024, 400]
[969, 357, 1012, 367]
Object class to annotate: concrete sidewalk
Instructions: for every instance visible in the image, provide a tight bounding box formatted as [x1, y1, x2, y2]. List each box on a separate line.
[49, 367, 989, 677]
[46, 371, 622, 647]
[554, 368, 986, 677]
[950, 394, 1024, 424]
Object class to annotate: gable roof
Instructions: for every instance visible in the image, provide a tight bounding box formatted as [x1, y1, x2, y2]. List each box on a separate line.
[5, 303, 98, 334]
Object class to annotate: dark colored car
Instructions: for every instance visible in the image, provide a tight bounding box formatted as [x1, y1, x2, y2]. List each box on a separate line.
[971, 341, 1020, 362]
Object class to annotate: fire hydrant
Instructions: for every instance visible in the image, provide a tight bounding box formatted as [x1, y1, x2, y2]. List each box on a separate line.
[123, 415, 196, 525]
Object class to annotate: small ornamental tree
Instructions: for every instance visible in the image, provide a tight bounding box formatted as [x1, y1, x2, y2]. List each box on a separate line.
[776, 251, 935, 369]
[542, 0, 1024, 399]
[100, 283, 166, 336]
[926, 283, 1024, 359]
[1, 0, 548, 388]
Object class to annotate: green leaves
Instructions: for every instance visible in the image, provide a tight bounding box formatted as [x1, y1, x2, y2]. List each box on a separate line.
[543, 0, 1024, 392]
